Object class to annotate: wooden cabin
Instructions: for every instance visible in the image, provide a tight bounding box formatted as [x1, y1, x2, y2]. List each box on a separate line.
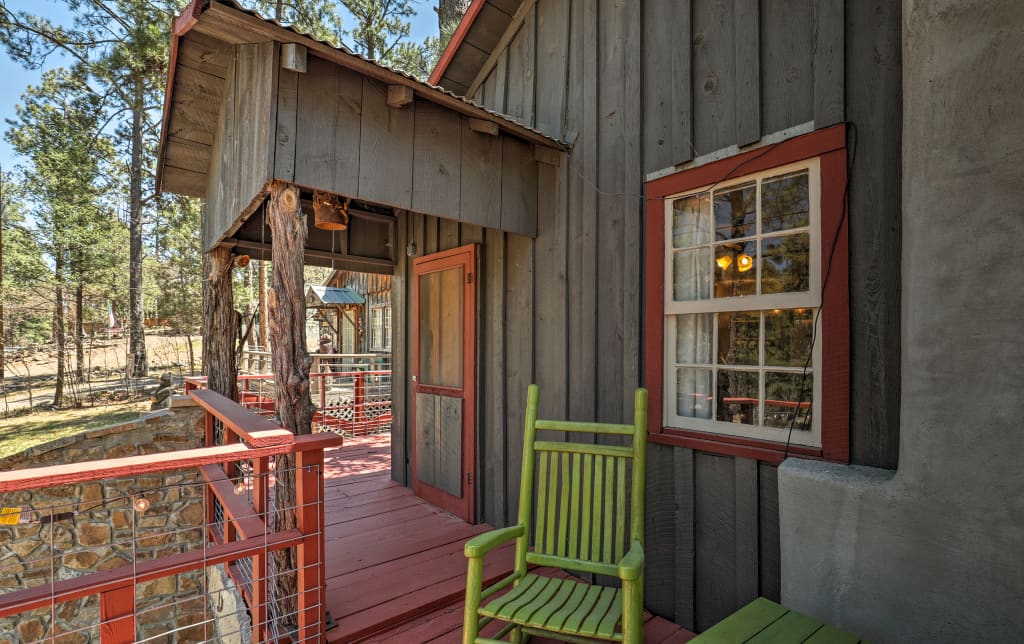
[157, 0, 1024, 641]
[327, 271, 393, 354]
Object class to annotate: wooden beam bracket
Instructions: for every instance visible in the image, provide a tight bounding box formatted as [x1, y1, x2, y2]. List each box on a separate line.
[387, 85, 414, 109]
[281, 43, 308, 72]
[469, 118, 499, 136]
[534, 145, 562, 167]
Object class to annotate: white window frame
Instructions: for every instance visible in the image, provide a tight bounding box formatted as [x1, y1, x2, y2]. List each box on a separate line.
[662, 158, 823, 448]
[370, 304, 392, 351]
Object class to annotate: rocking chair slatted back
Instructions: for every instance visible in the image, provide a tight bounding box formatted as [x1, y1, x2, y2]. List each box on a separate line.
[462, 384, 648, 643]
[515, 386, 647, 575]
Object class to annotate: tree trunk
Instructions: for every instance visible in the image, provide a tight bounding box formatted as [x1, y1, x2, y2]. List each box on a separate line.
[74, 283, 84, 383]
[53, 255, 65, 409]
[267, 181, 313, 629]
[202, 247, 238, 402]
[127, 75, 147, 379]
[258, 260, 268, 350]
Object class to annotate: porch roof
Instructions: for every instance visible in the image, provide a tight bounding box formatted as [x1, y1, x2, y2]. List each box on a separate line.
[305, 285, 364, 307]
[155, 0, 565, 200]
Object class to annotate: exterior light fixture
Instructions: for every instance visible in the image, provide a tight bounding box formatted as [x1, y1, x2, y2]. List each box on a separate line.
[313, 191, 349, 231]
[133, 496, 150, 513]
[737, 254, 754, 272]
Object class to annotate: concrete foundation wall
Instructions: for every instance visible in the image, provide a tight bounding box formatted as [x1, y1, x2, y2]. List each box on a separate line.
[778, 1, 1024, 642]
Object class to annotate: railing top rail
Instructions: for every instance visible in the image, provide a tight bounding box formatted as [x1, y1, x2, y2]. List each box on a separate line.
[0, 433, 343, 493]
[190, 389, 292, 447]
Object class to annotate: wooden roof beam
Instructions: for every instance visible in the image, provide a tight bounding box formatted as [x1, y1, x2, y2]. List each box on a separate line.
[469, 118, 499, 136]
[387, 85, 414, 108]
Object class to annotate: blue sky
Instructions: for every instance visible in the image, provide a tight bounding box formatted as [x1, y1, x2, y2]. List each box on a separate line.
[0, 0, 441, 173]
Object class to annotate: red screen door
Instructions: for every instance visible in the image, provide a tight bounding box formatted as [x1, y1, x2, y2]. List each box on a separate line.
[411, 244, 477, 522]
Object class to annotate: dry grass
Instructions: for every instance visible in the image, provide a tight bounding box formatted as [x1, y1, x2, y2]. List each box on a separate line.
[0, 401, 151, 460]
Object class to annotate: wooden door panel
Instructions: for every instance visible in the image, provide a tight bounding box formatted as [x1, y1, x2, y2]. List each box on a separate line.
[412, 244, 477, 522]
[414, 392, 463, 497]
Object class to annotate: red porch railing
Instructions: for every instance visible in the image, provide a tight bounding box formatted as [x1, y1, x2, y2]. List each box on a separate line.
[185, 366, 392, 437]
[0, 390, 341, 643]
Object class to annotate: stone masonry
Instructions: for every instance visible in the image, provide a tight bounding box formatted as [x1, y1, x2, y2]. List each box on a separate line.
[0, 397, 251, 643]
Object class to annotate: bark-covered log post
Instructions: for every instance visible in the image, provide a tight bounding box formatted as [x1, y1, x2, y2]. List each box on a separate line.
[266, 180, 315, 628]
[202, 247, 238, 402]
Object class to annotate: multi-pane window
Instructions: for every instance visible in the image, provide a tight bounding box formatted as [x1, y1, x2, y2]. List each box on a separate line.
[371, 305, 392, 351]
[664, 160, 821, 446]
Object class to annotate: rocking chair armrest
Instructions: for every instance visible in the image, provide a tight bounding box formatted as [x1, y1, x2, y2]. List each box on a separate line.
[618, 540, 645, 581]
[465, 525, 526, 558]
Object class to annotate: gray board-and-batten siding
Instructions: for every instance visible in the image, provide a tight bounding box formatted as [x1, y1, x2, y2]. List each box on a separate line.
[181, 0, 903, 633]
[434, 0, 902, 632]
[199, 38, 549, 256]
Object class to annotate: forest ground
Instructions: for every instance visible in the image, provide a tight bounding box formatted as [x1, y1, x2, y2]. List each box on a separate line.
[0, 331, 202, 457]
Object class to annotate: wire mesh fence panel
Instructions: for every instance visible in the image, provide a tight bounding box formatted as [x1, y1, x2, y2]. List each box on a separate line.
[0, 412, 334, 644]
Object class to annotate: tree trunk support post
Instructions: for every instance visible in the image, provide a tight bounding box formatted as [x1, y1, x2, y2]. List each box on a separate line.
[203, 246, 238, 403]
[267, 180, 315, 634]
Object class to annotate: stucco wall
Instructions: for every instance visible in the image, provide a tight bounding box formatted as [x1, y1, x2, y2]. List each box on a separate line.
[777, 1, 1024, 642]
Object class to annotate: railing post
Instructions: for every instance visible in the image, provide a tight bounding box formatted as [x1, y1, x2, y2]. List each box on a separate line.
[100, 584, 135, 643]
[354, 372, 365, 433]
[251, 455, 270, 643]
[295, 446, 325, 642]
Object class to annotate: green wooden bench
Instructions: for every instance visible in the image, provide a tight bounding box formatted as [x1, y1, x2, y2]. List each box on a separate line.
[691, 598, 868, 643]
[462, 384, 648, 643]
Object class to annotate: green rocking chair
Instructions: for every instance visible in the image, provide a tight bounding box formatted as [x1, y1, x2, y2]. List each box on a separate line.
[462, 385, 648, 644]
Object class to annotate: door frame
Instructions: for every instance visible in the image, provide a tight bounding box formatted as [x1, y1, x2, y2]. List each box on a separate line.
[411, 243, 478, 523]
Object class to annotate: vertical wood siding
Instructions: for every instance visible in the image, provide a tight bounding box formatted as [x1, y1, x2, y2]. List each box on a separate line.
[422, 0, 904, 630]
[204, 42, 277, 251]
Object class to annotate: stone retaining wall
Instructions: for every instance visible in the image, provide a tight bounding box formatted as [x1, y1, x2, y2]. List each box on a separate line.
[0, 398, 250, 643]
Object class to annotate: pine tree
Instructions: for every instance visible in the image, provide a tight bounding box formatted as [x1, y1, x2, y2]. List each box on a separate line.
[1, 0, 176, 379]
[5, 68, 121, 406]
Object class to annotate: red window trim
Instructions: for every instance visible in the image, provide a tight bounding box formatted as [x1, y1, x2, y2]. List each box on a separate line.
[644, 124, 850, 465]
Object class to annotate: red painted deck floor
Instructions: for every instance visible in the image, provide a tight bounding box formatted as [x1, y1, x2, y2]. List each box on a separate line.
[323, 435, 695, 643]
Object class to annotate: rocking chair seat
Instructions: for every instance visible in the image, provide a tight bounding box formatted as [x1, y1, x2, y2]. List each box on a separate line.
[480, 573, 624, 641]
[462, 385, 648, 644]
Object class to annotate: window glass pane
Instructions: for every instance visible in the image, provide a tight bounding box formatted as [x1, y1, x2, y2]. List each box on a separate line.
[673, 248, 711, 301]
[717, 311, 759, 365]
[761, 233, 809, 294]
[762, 171, 809, 232]
[675, 314, 713, 364]
[716, 370, 759, 425]
[673, 193, 712, 248]
[714, 182, 756, 240]
[764, 308, 814, 367]
[676, 368, 713, 419]
[714, 240, 758, 297]
[764, 372, 813, 430]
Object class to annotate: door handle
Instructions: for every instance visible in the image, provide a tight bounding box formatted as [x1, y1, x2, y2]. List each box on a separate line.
[411, 375, 417, 382]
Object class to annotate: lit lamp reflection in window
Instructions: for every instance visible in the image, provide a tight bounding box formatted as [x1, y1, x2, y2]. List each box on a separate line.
[716, 253, 754, 272]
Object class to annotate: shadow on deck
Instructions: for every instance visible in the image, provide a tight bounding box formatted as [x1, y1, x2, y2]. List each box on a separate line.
[324, 434, 695, 643]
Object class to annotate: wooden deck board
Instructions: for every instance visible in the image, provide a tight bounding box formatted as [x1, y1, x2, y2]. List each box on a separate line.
[323, 435, 696, 643]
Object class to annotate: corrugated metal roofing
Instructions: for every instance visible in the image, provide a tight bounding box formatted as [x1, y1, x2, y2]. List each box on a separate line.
[306, 286, 365, 306]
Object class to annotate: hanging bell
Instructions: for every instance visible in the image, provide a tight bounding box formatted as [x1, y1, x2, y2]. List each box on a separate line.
[313, 191, 349, 231]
